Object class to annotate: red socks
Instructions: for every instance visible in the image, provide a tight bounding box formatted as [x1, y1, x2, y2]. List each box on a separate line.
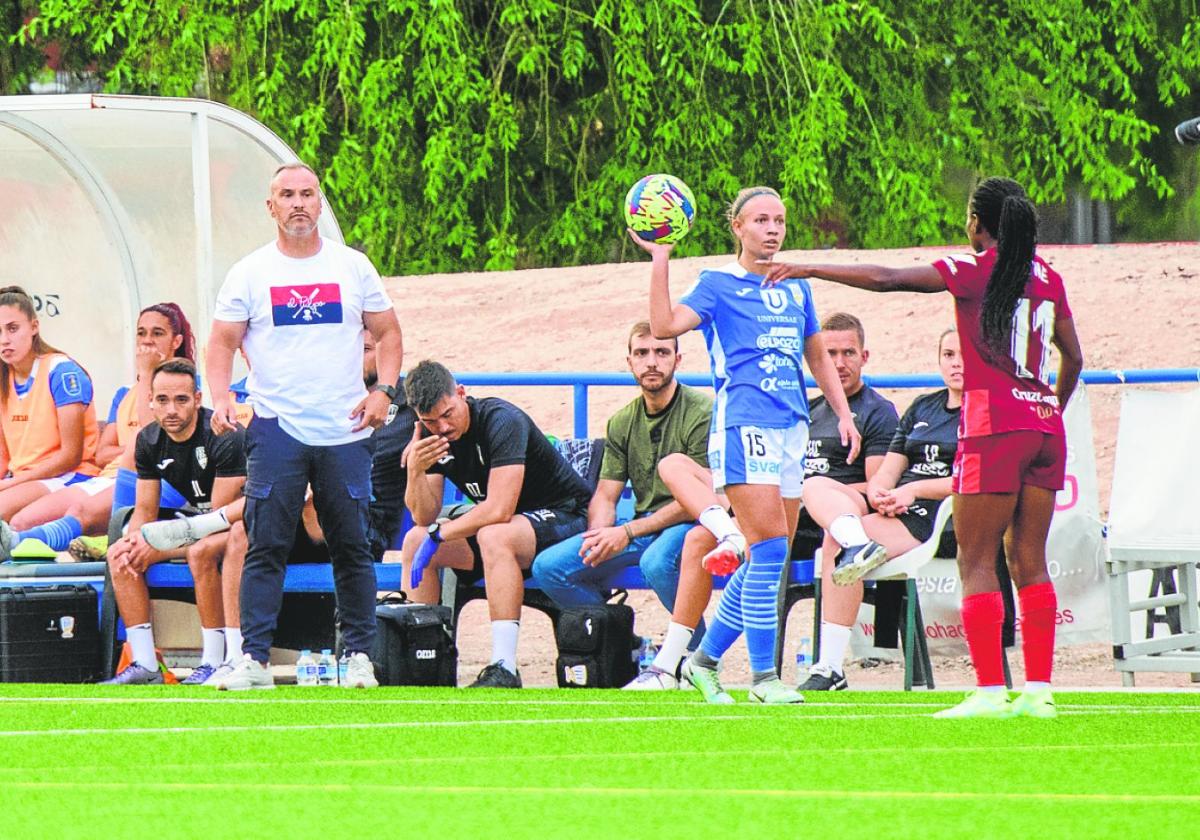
[1018, 582, 1057, 684]
[961, 591, 1006, 687]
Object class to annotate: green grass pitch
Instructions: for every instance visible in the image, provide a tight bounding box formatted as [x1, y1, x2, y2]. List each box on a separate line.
[0, 686, 1196, 839]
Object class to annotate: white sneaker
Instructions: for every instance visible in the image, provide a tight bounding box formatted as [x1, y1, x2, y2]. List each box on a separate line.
[141, 516, 200, 552]
[622, 667, 679, 690]
[206, 660, 238, 689]
[215, 654, 274, 691]
[340, 652, 379, 688]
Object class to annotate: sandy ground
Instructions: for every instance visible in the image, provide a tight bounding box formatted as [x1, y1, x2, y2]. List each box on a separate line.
[370, 243, 1200, 690]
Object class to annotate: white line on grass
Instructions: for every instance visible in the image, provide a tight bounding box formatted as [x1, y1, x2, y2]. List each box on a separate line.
[0, 707, 1196, 738]
[0, 696, 1195, 712]
[1, 741, 1193, 779]
[5, 780, 1199, 805]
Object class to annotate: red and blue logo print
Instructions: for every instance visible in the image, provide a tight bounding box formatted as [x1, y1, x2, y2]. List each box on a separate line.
[270, 284, 343, 326]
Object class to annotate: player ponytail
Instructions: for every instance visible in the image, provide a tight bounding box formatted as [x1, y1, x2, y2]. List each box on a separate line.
[970, 178, 1038, 358]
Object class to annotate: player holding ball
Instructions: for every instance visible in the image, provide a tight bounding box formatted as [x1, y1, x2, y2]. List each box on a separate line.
[758, 176, 1084, 718]
[628, 181, 860, 704]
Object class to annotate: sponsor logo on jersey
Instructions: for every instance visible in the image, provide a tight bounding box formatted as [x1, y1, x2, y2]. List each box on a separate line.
[759, 376, 800, 392]
[270, 283, 344, 326]
[757, 353, 795, 374]
[755, 326, 801, 351]
[746, 457, 781, 476]
[735, 287, 754, 297]
[909, 461, 949, 477]
[805, 457, 830, 475]
[157, 458, 175, 471]
[1011, 388, 1058, 406]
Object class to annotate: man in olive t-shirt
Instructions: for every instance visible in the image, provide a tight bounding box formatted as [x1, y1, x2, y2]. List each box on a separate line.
[532, 322, 711, 617]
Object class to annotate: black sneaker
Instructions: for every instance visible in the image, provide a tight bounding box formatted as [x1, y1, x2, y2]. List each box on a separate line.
[831, 540, 889, 586]
[798, 664, 848, 691]
[467, 663, 523, 688]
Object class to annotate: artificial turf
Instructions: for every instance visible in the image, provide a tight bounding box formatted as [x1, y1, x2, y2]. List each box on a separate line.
[0, 685, 1196, 839]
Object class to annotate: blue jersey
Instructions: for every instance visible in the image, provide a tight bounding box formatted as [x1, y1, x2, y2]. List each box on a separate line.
[681, 262, 820, 429]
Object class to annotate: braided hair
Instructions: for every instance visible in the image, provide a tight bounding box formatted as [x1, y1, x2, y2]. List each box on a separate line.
[970, 177, 1038, 358]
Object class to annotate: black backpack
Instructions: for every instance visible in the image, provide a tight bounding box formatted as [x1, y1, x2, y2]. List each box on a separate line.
[553, 600, 638, 688]
[369, 593, 457, 686]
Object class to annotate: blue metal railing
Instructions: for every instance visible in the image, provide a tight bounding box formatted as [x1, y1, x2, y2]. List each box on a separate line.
[455, 368, 1200, 439]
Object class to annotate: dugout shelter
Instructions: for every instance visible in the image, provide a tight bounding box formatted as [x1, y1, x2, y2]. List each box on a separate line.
[0, 94, 344, 403]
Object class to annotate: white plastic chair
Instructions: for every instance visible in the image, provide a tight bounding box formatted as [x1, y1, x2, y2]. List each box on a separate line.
[1106, 388, 1200, 685]
[812, 497, 954, 690]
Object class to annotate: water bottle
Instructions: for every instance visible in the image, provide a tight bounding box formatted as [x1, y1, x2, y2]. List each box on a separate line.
[317, 649, 337, 686]
[296, 649, 318, 687]
[796, 636, 813, 676]
[636, 636, 658, 673]
[338, 651, 351, 687]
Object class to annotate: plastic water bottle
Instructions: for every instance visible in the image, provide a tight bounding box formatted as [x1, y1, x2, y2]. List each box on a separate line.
[338, 651, 351, 687]
[296, 650, 318, 687]
[317, 649, 337, 686]
[796, 636, 813, 676]
[636, 637, 658, 673]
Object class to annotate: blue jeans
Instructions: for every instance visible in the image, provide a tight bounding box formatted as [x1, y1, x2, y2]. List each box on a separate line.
[531, 521, 705, 648]
[241, 417, 376, 662]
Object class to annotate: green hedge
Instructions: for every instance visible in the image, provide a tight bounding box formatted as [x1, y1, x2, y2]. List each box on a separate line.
[8, 1, 1200, 273]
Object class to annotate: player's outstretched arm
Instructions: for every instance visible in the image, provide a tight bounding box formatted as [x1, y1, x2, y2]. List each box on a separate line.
[804, 333, 862, 464]
[628, 229, 701, 339]
[756, 260, 947, 294]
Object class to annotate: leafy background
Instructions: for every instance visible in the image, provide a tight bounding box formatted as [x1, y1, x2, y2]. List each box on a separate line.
[4, 0, 1199, 275]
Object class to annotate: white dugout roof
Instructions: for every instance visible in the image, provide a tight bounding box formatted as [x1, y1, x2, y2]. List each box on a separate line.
[0, 94, 343, 405]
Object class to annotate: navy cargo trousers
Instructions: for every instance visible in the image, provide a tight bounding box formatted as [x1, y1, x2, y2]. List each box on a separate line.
[240, 416, 377, 662]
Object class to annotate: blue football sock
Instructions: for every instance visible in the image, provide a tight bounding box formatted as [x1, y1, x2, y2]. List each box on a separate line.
[18, 515, 84, 551]
[699, 563, 747, 661]
[742, 536, 788, 674]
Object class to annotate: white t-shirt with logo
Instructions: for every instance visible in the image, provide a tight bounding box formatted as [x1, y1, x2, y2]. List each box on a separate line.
[214, 237, 392, 446]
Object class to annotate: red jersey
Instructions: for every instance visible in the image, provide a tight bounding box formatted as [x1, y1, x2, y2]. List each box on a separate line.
[932, 248, 1072, 439]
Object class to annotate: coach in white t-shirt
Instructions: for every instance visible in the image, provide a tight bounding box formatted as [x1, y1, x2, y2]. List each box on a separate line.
[205, 162, 403, 691]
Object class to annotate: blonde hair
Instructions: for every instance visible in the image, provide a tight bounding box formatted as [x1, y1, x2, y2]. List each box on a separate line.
[726, 186, 782, 255]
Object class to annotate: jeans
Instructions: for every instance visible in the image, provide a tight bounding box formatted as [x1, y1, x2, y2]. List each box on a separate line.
[241, 417, 376, 662]
[531, 520, 705, 648]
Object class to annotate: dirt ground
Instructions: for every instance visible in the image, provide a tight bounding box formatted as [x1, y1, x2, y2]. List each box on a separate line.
[381, 242, 1200, 690]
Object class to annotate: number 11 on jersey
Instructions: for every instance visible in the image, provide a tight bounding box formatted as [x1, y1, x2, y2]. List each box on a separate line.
[1011, 297, 1054, 385]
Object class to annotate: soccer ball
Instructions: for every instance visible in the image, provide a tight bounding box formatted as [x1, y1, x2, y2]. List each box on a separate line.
[624, 174, 696, 244]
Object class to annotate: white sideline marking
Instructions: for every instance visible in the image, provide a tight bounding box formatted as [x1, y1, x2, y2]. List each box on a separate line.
[0, 741, 1192, 778]
[0, 696, 1195, 712]
[5, 781, 1199, 804]
[0, 707, 1197, 738]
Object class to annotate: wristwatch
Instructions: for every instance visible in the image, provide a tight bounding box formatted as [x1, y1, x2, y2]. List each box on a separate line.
[376, 383, 398, 400]
[427, 522, 444, 543]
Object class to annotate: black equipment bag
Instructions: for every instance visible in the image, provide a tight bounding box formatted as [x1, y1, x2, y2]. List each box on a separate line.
[0, 584, 101, 683]
[554, 602, 638, 688]
[370, 593, 457, 686]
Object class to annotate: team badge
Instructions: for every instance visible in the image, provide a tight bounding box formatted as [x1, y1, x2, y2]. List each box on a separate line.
[759, 287, 788, 314]
[195, 447, 208, 469]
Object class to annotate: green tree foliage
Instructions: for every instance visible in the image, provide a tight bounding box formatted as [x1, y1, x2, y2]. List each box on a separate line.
[8, 1, 1200, 274]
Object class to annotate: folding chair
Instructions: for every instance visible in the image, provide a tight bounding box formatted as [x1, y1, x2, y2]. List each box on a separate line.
[1106, 388, 1200, 685]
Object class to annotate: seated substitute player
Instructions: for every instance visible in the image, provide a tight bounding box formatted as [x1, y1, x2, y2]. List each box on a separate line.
[531, 322, 712, 659]
[795, 312, 899, 689]
[800, 329, 961, 691]
[101, 359, 248, 685]
[399, 360, 592, 688]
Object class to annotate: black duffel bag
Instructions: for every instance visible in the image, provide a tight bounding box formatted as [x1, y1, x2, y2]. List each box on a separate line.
[369, 593, 457, 686]
[554, 601, 638, 688]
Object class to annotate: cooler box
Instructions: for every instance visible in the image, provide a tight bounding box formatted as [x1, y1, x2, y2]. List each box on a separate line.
[0, 584, 102, 682]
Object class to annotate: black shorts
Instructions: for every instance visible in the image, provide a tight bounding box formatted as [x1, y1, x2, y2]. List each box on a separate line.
[895, 499, 957, 556]
[447, 503, 588, 580]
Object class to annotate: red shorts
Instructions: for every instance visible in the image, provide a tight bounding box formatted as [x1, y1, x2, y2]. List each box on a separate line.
[952, 431, 1066, 495]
